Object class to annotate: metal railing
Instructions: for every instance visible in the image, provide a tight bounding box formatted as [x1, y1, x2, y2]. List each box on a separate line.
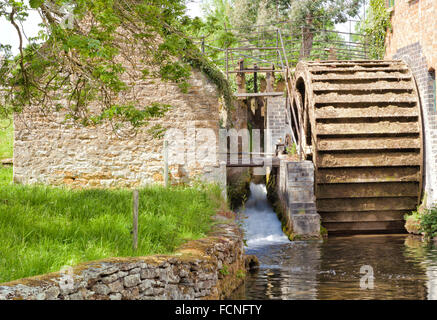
[196, 19, 369, 75]
[195, 19, 369, 161]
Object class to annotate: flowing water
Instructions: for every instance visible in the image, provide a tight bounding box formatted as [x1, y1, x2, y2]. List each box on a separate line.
[232, 183, 437, 300]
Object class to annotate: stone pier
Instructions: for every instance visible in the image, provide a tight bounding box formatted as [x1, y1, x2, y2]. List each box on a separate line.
[277, 159, 321, 239]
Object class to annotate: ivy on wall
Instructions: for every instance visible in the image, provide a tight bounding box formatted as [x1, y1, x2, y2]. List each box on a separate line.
[360, 0, 392, 59]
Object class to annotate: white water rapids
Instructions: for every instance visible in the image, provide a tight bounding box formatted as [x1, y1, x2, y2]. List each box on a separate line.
[240, 183, 289, 248]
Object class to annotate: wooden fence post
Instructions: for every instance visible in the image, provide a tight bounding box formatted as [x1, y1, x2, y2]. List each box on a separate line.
[164, 140, 169, 188]
[132, 189, 139, 251]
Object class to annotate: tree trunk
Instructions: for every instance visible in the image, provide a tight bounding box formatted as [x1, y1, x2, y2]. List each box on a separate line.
[299, 15, 314, 59]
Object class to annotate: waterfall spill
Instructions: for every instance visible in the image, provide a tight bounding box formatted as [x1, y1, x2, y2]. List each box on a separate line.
[240, 183, 289, 249]
[233, 183, 437, 300]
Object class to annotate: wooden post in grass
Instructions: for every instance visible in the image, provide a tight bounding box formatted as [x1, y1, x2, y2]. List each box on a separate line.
[132, 189, 139, 251]
[164, 140, 169, 188]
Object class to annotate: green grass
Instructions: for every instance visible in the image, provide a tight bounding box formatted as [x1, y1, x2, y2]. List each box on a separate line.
[0, 165, 12, 186]
[0, 116, 225, 283]
[0, 171, 224, 283]
[0, 118, 13, 160]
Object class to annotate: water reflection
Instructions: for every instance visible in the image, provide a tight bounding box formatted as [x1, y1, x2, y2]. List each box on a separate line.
[234, 183, 437, 300]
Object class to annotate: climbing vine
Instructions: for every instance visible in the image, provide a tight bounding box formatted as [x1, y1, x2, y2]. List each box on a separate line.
[0, 0, 233, 134]
[361, 0, 392, 59]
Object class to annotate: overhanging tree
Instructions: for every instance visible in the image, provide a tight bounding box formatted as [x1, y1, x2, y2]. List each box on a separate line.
[0, 0, 233, 134]
[274, 0, 364, 58]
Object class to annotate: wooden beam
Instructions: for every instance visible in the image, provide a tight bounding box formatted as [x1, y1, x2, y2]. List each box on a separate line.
[235, 92, 284, 98]
[228, 69, 283, 74]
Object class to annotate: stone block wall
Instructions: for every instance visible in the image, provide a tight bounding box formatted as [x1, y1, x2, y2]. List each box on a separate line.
[266, 97, 287, 155]
[14, 42, 224, 189]
[277, 159, 320, 238]
[0, 219, 244, 300]
[385, 1, 437, 206]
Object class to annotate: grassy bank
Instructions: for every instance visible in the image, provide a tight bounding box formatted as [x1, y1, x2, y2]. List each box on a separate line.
[0, 118, 226, 284]
[0, 165, 224, 283]
[0, 118, 13, 160]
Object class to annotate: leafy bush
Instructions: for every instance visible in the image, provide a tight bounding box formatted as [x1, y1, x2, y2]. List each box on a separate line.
[420, 206, 437, 240]
[359, 0, 392, 59]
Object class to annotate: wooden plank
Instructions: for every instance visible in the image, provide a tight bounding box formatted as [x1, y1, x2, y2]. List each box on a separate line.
[317, 121, 420, 136]
[164, 140, 169, 188]
[226, 157, 280, 167]
[315, 105, 419, 120]
[132, 190, 139, 251]
[307, 60, 402, 67]
[228, 69, 283, 74]
[317, 136, 421, 151]
[317, 197, 418, 212]
[316, 167, 421, 184]
[321, 211, 408, 223]
[312, 74, 412, 81]
[310, 67, 409, 73]
[317, 151, 422, 168]
[235, 92, 284, 98]
[317, 182, 419, 199]
[323, 220, 406, 232]
[314, 93, 417, 104]
[228, 47, 281, 51]
[312, 81, 414, 92]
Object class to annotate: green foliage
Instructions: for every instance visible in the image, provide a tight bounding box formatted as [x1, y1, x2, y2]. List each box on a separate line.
[0, 165, 12, 186]
[0, 0, 233, 132]
[286, 142, 297, 156]
[359, 0, 392, 59]
[198, 0, 365, 67]
[87, 103, 172, 129]
[227, 170, 251, 210]
[420, 207, 437, 240]
[219, 264, 230, 275]
[0, 174, 224, 283]
[244, 73, 265, 93]
[320, 225, 328, 237]
[236, 269, 246, 278]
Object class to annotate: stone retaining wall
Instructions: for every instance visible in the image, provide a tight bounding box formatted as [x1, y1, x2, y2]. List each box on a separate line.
[0, 218, 244, 300]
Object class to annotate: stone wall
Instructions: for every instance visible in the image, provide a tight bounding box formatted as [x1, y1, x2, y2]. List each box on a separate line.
[266, 97, 287, 155]
[385, 1, 437, 206]
[276, 159, 320, 239]
[14, 46, 224, 188]
[0, 218, 245, 300]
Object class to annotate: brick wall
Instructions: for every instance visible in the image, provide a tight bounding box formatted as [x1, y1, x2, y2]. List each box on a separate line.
[386, 0, 437, 205]
[385, 1, 437, 206]
[385, 0, 437, 71]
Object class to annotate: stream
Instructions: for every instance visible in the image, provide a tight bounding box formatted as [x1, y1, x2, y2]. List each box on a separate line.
[232, 183, 437, 300]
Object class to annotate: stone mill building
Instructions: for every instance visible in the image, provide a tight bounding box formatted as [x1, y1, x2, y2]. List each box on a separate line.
[13, 56, 226, 189]
[385, 0, 437, 206]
